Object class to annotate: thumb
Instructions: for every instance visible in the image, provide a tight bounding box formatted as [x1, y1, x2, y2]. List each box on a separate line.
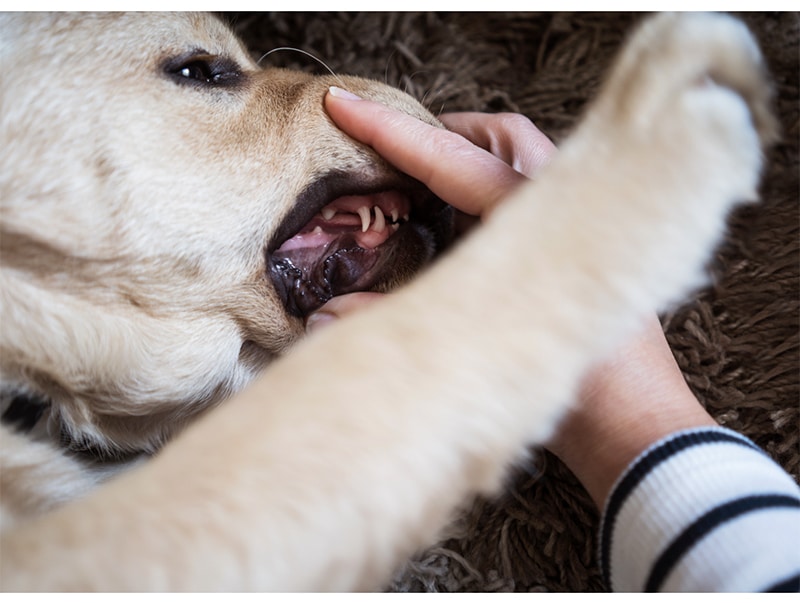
[305, 292, 387, 334]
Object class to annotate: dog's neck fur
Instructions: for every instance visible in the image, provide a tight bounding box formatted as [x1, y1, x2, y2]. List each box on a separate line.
[0, 387, 143, 465]
[1, 389, 49, 434]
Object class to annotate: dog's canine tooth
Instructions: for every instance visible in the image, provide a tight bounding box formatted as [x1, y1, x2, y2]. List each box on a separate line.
[372, 206, 385, 233]
[357, 206, 371, 232]
[321, 207, 336, 220]
[391, 209, 399, 223]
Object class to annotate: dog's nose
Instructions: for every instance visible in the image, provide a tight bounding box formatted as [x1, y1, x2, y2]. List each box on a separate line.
[323, 74, 442, 128]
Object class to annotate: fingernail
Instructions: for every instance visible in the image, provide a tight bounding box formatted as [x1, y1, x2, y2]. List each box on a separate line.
[305, 311, 337, 333]
[328, 86, 363, 101]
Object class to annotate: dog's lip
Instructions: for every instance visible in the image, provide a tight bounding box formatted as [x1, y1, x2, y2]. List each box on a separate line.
[267, 170, 440, 254]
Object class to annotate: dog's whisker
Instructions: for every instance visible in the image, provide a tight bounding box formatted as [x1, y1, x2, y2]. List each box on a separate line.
[419, 86, 435, 110]
[258, 47, 347, 89]
[397, 70, 433, 103]
[383, 49, 399, 86]
[418, 78, 451, 114]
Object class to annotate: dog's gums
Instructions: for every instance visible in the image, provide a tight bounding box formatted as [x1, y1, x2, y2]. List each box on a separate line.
[277, 191, 411, 252]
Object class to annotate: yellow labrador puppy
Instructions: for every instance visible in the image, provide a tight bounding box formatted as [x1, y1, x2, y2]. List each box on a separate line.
[0, 12, 776, 591]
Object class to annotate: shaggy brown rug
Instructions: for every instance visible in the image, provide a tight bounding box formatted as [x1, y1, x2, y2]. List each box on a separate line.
[227, 12, 799, 592]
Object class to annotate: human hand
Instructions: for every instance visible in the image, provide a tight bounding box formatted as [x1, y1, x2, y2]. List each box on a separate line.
[437, 112, 557, 181]
[324, 86, 557, 217]
[305, 88, 557, 331]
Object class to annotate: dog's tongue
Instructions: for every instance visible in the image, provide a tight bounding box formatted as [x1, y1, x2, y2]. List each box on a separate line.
[270, 191, 410, 317]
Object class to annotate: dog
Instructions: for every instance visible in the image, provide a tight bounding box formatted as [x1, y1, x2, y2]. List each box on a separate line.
[0, 12, 777, 591]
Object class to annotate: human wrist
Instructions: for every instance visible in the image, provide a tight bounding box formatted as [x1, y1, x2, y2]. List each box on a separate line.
[547, 316, 717, 509]
[551, 388, 716, 509]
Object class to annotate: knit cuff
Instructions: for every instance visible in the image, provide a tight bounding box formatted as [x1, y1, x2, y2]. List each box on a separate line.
[599, 426, 800, 592]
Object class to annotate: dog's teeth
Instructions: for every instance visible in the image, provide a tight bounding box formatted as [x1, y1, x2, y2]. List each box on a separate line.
[391, 209, 399, 223]
[373, 206, 385, 233]
[321, 207, 336, 220]
[402, 213, 410, 222]
[357, 206, 371, 232]
[391, 223, 400, 232]
[313, 226, 323, 234]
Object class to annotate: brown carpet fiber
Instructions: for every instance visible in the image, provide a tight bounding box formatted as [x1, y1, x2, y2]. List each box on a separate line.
[227, 12, 799, 592]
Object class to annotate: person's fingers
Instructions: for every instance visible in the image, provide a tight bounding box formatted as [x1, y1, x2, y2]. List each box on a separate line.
[305, 291, 386, 333]
[439, 112, 557, 178]
[325, 86, 529, 217]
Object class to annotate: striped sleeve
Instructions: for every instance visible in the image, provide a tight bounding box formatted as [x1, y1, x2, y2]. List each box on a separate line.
[599, 426, 800, 592]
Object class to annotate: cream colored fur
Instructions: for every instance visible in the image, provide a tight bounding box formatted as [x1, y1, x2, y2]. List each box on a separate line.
[0, 12, 776, 591]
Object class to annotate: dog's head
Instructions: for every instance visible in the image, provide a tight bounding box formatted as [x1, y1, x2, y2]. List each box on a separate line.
[0, 13, 452, 454]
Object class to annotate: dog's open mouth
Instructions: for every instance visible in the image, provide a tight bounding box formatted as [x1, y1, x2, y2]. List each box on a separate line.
[268, 171, 453, 317]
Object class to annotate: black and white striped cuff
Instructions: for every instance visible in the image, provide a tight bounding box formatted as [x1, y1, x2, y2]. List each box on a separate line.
[599, 426, 800, 592]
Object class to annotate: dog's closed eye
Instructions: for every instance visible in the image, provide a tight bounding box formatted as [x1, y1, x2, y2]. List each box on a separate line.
[163, 51, 244, 88]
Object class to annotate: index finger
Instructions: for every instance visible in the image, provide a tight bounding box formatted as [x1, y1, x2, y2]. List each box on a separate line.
[325, 86, 529, 217]
[439, 112, 557, 178]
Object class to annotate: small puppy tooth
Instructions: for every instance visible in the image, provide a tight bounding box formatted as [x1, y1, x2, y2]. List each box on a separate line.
[402, 213, 410, 222]
[313, 226, 323, 234]
[391, 223, 399, 232]
[321, 207, 336, 220]
[391, 209, 399, 223]
[358, 206, 371, 232]
[373, 206, 385, 233]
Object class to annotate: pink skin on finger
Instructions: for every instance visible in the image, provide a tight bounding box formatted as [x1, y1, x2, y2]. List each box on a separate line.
[438, 112, 557, 178]
[305, 292, 387, 333]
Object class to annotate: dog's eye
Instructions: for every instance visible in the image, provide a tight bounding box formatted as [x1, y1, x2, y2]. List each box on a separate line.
[164, 52, 242, 88]
[177, 60, 214, 82]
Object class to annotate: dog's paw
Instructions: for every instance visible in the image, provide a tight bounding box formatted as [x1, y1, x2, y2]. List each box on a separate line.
[580, 13, 778, 212]
[601, 12, 778, 148]
[540, 12, 780, 311]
